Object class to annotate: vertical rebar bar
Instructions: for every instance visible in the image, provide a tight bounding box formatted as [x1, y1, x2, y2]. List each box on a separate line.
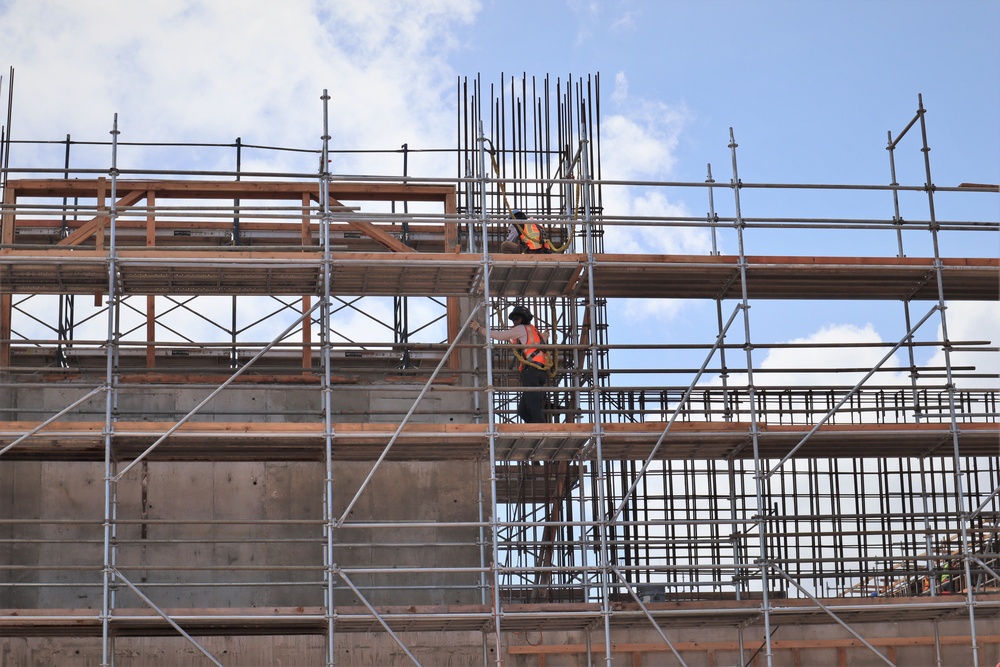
[1, 67, 13, 192]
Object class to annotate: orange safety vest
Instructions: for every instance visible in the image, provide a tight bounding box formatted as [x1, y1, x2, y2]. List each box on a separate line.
[519, 324, 549, 371]
[518, 222, 546, 251]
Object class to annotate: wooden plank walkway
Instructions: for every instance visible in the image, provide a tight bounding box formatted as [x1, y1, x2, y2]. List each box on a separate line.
[1, 420, 995, 462]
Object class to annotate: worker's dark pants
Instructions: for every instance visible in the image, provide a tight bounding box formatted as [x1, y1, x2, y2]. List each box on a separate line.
[518, 365, 548, 423]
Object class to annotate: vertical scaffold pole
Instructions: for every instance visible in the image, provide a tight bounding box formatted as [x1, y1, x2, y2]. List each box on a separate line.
[101, 113, 121, 667]
[320, 89, 337, 667]
[887, 127, 924, 423]
[890, 107, 948, 662]
[706, 164, 734, 423]
[465, 90, 489, 660]
[476, 120, 504, 667]
[579, 116, 613, 667]
[710, 158, 746, 661]
[916, 95, 980, 666]
[728, 128, 774, 667]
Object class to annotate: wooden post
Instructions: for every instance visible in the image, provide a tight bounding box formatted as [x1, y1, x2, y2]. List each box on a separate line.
[145, 190, 156, 369]
[94, 177, 105, 305]
[302, 193, 313, 373]
[0, 185, 15, 368]
[443, 190, 461, 371]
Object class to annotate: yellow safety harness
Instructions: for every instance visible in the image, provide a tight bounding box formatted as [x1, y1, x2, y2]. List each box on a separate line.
[517, 220, 549, 252]
[511, 323, 558, 379]
[517, 324, 549, 370]
[486, 300, 559, 379]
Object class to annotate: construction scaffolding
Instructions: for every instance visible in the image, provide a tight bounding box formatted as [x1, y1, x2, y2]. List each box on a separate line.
[1, 72, 999, 666]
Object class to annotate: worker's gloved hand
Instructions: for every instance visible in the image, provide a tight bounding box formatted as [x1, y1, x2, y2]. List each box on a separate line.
[470, 321, 482, 333]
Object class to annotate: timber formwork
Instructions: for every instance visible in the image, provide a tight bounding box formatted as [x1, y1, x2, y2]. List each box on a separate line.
[1, 77, 999, 667]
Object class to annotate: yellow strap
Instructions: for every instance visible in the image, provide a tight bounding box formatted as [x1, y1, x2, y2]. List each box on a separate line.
[512, 343, 558, 378]
[513, 347, 556, 377]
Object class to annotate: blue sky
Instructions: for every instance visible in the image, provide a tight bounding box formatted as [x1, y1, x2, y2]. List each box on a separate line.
[2, 0, 997, 390]
[470, 0, 999, 186]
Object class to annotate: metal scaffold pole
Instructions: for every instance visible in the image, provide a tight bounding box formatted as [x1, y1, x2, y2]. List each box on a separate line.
[100, 113, 120, 667]
[577, 118, 616, 667]
[915, 94, 980, 666]
[320, 88, 337, 667]
[727, 127, 775, 667]
[886, 125, 925, 426]
[476, 118, 504, 667]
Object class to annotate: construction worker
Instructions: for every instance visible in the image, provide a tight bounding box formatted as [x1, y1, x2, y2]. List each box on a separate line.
[500, 209, 553, 254]
[941, 560, 959, 594]
[469, 305, 550, 423]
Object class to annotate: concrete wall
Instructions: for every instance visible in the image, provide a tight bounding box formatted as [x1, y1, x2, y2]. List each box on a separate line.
[1, 379, 469, 424]
[0, 458, 486, 611]
[1, 378, 487, 613]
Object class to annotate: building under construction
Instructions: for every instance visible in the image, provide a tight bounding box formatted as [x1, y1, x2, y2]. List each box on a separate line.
[1, 72, 998, 666]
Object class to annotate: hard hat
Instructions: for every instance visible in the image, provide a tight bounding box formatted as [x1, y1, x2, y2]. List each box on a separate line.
[512, 209, 528, 220]
[508, 305, 533, 323]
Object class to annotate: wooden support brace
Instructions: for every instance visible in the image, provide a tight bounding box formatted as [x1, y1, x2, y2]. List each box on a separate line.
[57, 188, 147, 247]
[325, 195, 415, 252]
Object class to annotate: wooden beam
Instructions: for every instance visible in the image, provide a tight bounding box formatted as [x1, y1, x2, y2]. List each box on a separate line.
[146, 190, 156, 369]
[300, 193, 312, 245]
[7, 178, 455, 204]
[302, 295, 312, 372]
[0, 293, 10, 368]
[95, 177, 106, 251]
[345, 218, 415, 252]
[57, 188, 147, 247]
[0, 183, 12, 367]
[441, 189, 462, 369]
[1, 183, 14, 245]
[93, 179, 106, 304]
[327, 196, 416, 252]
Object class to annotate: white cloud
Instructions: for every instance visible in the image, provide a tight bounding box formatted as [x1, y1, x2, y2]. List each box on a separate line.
[602, 189, 713, 255]
[609, 11, 637, 33]
[695, 309, 998, 424]
[712, 322, 909, 389]
[719, 306, 994, 383]
[757, 323, 906, 386]
[618, 298, 686, 322]
[567, 0, 601, 46]
[927, 300, 1000, 390]
[2, 0, 477, 175]
[598, 73, 710, 323]
[602, 73, 686, 180]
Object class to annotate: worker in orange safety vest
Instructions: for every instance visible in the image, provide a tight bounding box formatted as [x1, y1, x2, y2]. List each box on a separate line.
[500, 209, 554, 254]
[469, 304, 550, 423]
